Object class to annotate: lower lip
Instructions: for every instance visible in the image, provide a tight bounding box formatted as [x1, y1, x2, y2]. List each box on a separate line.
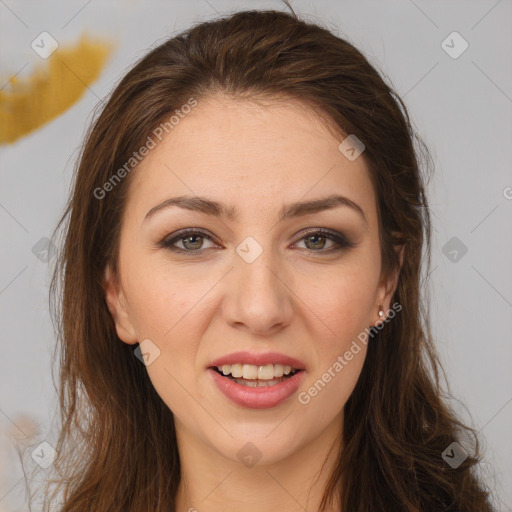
[207, 368, 306, 409]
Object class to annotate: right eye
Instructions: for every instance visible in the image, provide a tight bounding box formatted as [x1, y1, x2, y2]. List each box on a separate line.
[158, 229, 217, 255]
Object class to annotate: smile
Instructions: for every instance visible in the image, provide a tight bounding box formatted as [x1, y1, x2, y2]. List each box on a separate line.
[214, 363, 300, 383]
[208, 366, 306, 409]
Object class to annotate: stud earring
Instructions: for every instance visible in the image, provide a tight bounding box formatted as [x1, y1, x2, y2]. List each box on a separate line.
[378, 305, 385, 319]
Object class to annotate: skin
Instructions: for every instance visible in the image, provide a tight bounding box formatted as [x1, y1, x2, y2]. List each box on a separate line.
[103, 93, 403, 512]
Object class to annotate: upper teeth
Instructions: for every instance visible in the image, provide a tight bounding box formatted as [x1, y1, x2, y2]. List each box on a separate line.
[216, 363, 298, 380]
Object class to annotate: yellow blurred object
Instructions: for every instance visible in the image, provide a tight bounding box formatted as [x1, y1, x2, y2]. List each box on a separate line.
[0, 33, 115, 144]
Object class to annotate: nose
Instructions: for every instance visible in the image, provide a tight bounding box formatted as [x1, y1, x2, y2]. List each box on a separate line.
[223, 242, 293, 336]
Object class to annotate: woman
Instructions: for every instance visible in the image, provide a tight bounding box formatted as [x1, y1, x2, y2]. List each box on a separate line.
[42, 5, 494, 511]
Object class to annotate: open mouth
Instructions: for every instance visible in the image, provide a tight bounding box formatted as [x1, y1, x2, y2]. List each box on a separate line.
[210, 366, 302, 387]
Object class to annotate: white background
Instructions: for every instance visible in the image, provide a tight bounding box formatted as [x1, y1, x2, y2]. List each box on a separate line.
[1, 1, 511, 510]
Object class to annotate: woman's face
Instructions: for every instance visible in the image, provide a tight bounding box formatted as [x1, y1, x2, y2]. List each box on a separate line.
[103, 94, 400, 465]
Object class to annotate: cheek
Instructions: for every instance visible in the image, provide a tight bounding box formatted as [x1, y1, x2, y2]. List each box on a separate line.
[295, 270, 374, 413]
[292, 260, 378, 409]
[123, 261, 209, 413]
[124, 253, 225, 357]
[124, 254, 196, 337]
[300, 263, 379, 348]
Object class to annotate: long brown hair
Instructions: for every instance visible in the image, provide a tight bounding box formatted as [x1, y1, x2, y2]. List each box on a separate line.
[32, 4, 495, 511]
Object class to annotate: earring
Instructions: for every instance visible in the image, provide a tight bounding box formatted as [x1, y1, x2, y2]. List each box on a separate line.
[378, 305, 385, 319]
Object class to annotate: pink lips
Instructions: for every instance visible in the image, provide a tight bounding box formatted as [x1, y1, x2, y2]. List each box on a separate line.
[207, 351, 307, 409]
[208, 350, 306, 370]
[207, 367, 306, 409]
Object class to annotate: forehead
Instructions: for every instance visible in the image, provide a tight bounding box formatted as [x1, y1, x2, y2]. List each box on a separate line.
[125, 94, 377, 226]
[144, 93, 348, 164]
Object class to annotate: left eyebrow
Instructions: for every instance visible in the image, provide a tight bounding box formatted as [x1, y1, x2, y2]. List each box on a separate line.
[143, 194, 367, 225]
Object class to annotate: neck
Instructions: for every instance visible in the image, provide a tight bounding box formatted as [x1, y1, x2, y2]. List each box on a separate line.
[174, 413, 343, 512]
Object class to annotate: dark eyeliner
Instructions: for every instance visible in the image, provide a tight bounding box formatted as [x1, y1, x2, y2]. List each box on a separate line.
[297, 228, 357, 252]
[158, 228, 357, 255]
[157, 229, 214, 255]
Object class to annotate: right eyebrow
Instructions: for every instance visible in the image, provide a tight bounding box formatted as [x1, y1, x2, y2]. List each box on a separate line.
[143, 193, 367, 225]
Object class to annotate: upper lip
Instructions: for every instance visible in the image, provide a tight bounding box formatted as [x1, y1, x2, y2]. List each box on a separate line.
[208, 351, 306, 370]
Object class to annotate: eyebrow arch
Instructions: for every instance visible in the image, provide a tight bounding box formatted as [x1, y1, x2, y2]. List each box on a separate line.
[143, 194, 367, 224]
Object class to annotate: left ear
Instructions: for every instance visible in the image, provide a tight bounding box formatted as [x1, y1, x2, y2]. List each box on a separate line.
[374, 243, 405, 323]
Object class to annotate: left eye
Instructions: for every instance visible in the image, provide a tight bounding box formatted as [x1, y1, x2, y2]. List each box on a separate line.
[294, 231, 344, 251]
[159, 229, 355, 255]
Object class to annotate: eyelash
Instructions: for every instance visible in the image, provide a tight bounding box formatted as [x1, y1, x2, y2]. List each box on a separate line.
[158, 228, 357, 256]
